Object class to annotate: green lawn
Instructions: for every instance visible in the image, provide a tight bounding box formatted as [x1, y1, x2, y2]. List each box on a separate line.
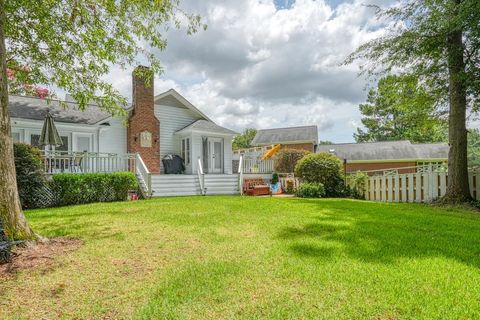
[2, 197, 480, 319]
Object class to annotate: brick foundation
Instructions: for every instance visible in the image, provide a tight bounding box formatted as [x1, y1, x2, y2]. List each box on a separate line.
[346, 162, 417, 175]
[127, 66, 161, 173]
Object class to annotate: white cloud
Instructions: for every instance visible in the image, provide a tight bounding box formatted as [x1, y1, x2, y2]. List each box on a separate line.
[106, 0, 389, 143]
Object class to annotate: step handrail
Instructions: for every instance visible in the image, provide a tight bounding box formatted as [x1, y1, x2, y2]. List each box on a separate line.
[197, 157, 206, 195]
[135, 153, 152, 198]
[238, 155, 244, 195]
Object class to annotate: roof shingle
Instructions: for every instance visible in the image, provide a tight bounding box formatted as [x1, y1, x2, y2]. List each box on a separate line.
[252, 125, 318, 146]
[316, 141, 448, 161]
[176, 119, 237, 135]
[9, 95, 117, 125]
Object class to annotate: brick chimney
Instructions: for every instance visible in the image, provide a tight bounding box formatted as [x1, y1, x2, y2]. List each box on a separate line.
[127, 66, 160, 173]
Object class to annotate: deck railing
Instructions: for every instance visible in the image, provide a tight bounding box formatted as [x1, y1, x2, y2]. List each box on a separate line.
[242, 158, 274, 174]
[238, 155, 244, 195]
[42, 151, 137, 174]
[135, 153, 152, 198]
[197, 157, 206, 195]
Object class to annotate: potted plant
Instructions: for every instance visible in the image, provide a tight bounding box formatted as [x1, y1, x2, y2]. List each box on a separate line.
[270, 172, 282, 195]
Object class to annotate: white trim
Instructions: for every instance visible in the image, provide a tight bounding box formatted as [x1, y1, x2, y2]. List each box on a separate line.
[208, 137, 223, 174]
[154, 89, 213, 123]
[175, 128, 236, 137]
[347, 158, 448, 164]
[254, 140, 315, 146]
[72, 132, 94, 152]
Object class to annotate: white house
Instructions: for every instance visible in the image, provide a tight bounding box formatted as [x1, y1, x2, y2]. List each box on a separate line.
[8, 67, 261, 197]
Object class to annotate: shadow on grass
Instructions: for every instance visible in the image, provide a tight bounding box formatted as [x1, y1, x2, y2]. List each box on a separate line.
[278, 199, 480, 267]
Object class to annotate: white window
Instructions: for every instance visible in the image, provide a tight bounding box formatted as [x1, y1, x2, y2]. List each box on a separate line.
[11, 132, 21, 143]
[30, 133, 69, 151]
[11, 129, 24, 143]
[181, 138, 190, 165]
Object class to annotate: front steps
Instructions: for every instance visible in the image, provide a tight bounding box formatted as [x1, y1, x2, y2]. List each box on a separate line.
[204, 174, 239, 195]
[150, 174, 239, 197]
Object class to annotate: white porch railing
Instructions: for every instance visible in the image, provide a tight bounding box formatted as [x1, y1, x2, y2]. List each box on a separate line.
[238, 155, 244, 195]
[197, 157, 206, 195]
[42, 151, 136, 174]
[135, 153, 152, 198]
[365, 170, 480, 202]
[242, 158, 274, 174]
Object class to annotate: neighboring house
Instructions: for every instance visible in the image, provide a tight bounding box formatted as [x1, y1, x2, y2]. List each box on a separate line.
[9, 67, 237, 176]
[316, 140, 449, 175]
[251, 125, 318, 152]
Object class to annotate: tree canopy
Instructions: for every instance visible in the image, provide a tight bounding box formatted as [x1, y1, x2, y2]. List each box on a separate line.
[232, 128, 257, 150]
[0, 0, 203, 240]
[346, 0, 480, 202]
[355, 75, 448, 143]
[5, 0, 205, 113]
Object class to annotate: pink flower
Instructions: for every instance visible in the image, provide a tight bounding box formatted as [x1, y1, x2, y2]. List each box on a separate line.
[34, 87, 49, 99]
[6, 68, 15, 81]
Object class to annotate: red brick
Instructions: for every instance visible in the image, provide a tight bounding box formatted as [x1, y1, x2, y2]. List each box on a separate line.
[127, 66, 161, 173]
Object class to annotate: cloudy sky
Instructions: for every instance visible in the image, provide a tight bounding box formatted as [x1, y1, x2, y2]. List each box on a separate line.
[107, 0, 391, 143]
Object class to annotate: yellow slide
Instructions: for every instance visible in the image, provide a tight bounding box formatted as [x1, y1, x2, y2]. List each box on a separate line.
[261, 144, 281, 160]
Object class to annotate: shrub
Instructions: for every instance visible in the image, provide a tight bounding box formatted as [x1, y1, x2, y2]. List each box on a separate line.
[271, 172, 279, 184]
[346, 171, 368, 200]
[14, 143, 47, 209]
[51, 172, 139, 206]
[274, 149, 311, 173]
[295, 152, 345, 197]
[296, 182, 325, 198]
[285, 179, 295, 194]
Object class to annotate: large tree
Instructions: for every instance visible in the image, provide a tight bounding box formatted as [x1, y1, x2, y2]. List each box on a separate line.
[355, 75, 448, 143]
[0, 0, 203, 240]
[346, 0, 480, 202]
[232, 128, 257, 150]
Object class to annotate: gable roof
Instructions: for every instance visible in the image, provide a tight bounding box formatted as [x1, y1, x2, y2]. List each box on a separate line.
[316, 141, 449, 161]
[154, 89, 212, 122]
[8, 95, 117, 125]
[252, 125, 318, 146]
[175, 119, 237, 136]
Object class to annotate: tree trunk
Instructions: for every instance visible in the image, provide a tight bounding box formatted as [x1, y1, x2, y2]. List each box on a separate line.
[0, 0, 36, 240]
[445, 0, 471, 202]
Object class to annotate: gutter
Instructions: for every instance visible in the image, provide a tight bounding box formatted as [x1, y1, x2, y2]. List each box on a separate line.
[346, 158, 448, 164]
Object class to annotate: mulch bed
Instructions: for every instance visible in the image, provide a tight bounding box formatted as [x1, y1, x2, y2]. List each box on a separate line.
[0, 237, 82, 277]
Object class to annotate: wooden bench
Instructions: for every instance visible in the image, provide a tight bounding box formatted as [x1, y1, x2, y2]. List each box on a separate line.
[243, 178, 271, 196]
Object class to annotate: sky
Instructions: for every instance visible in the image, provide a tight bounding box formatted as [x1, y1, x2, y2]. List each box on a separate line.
[105, 0, 392, 143]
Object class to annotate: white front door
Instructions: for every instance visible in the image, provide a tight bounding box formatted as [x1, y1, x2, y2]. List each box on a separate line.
[73, 133, 93, 152]
[209, 138, 223, 173]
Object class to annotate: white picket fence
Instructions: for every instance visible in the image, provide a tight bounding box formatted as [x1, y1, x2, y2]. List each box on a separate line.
[365, 171, 480, 202]
[242, 159, 274, 174]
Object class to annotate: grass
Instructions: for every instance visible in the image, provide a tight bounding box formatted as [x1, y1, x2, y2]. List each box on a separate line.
[1, 196, 480, 319]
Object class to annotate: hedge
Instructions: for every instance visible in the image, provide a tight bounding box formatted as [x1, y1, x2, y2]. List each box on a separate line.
[51, 172, 139, 207]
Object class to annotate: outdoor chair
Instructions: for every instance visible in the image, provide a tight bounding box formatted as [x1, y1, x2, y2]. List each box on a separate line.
[71, 152, 85, 173]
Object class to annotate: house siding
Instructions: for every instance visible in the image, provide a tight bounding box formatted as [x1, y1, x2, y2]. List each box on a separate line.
[224, 137, 233, 174]
[191, 133, 202, 174]
[98, 118, 127, 155]
[154, 104, 202, 174]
